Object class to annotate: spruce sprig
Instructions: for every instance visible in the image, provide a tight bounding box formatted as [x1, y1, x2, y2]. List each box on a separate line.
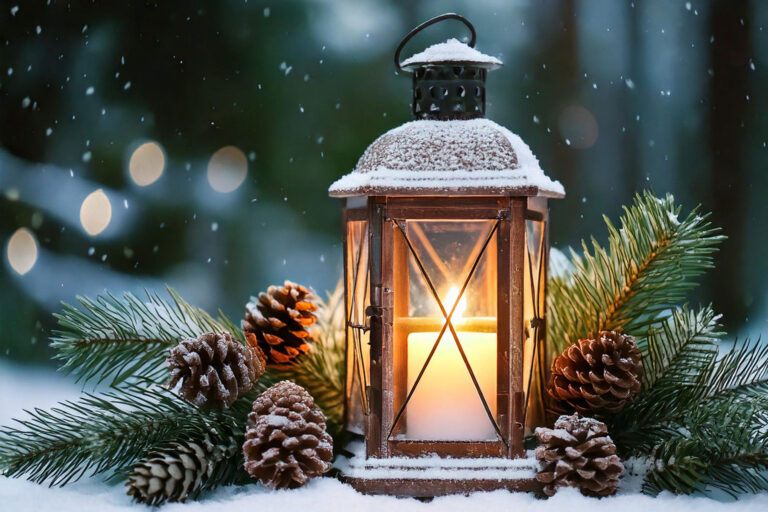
[51, 288, 238, 386]
[609, 307, 768, 457]
[641, 401, 768, 496]
[548, 191, 724, 354]
[0, 385, 241, 486]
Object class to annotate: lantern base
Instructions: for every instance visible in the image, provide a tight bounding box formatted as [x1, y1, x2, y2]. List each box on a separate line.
[336, 444, 541, 497]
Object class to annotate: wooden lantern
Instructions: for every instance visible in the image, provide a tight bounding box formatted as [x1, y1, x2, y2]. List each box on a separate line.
[328, 15, 565, 496]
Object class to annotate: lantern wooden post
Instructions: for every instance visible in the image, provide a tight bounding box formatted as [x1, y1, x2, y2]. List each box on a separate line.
[331, 14, 565, 496]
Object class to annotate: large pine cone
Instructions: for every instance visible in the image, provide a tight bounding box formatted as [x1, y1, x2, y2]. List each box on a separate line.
[126, 436, 235, 505]
[548, 331, 642, 414]
[535, 414, 624, 497]
[242, 281, 318, 367]
[167, 331, 265, 410]
[242, 381, 333, 489]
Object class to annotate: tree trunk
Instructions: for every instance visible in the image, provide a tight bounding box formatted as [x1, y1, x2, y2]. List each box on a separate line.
[708, 0, 751, 329]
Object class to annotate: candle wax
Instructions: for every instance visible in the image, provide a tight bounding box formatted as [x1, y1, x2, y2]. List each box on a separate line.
[406, 330, 497, 440]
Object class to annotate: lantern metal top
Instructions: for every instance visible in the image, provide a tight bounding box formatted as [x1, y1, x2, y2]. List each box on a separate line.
[328, 118, 564, 198]
[328, 14, 565, 199]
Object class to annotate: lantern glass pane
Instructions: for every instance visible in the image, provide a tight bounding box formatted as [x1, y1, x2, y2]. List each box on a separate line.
[391, 219, 498, 441]
[523, 217, 547, 431]
[345, 219, 369, 434]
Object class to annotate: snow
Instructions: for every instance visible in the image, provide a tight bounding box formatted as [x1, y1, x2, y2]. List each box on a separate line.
[400, 38, 502, 68]
[3, 359, 768, 511]
[328, 119, 564, 198]
[337, 442, 537, 480]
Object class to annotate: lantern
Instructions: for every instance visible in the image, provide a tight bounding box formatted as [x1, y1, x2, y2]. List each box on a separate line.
[329, 14, 565, 496]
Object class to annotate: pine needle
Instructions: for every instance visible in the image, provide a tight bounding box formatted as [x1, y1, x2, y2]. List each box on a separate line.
[548, 191, 724, 354]
[51, 287, 238, 386]
[0, 385, 241, 486]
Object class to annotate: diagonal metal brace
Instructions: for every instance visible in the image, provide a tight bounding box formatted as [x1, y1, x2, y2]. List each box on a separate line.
[388, 220, 504, 445]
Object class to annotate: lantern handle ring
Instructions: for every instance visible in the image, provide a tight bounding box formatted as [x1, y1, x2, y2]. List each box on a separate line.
[394, 13, 477, 73]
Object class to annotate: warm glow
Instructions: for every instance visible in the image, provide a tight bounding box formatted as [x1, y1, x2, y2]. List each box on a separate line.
[207, 145, 248, 193]
[6, 228, 38, 275]
[129, 141, 165, 186]
[445, 286, 467, 318]
[405, 286, 496, 440]
[407, 328, 497, 440]
[80, 189, 112, 236]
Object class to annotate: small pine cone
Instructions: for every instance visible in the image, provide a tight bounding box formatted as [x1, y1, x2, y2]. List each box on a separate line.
[242, 381, 333, 489]
[242, 281, 318, 367]
[126, 436, 235, 505]
[535, 414, 624, 497]
[167, 331, 265, 410]
[548, 331, 642, 414]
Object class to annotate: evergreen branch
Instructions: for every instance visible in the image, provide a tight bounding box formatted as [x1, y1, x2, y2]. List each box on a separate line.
[0, 386, 239, 486]
[638, 306, 723, 392]
[548, 191, 724, 354]
[611, 307, 768, 455]
[51, 287, 236, 386]
[641, 401, 768, 496]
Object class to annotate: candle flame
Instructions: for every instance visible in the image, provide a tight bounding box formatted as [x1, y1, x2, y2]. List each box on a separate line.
[445, 286, 467, 319]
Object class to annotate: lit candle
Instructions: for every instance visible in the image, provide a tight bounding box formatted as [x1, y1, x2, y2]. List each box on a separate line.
[405, 288, 497, 440]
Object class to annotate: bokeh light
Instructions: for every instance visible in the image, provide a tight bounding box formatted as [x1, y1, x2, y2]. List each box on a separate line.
[558, 105, 599, 149]
[6, 228, 38, 275]
[80, 189, 112, 236]
[207, 146, 248, 193]
[129, 141, 166, 186]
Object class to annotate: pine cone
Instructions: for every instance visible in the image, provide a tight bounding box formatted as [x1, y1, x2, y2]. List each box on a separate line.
[126, 436, 235, 505]
[242, 381, 333, 489]
[242, 281, 318, 367]
[167, 331, 265, 410]
[548, 331, 642, 414]
[535, 414, 624, 497]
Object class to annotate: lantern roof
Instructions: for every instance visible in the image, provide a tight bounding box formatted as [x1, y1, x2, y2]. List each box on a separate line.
[328, 118, 565, 198]
[399, 38, 502, 71]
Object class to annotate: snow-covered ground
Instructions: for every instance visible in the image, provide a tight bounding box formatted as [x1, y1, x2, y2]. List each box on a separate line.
[2, 358, 768, 512]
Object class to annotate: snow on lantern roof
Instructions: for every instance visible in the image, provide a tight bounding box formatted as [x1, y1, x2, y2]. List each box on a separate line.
[400, 38, 503, 70]
[328, 118, 565, 198]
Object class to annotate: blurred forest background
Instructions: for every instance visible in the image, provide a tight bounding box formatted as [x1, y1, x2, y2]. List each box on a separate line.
[1, 0, 766, 365]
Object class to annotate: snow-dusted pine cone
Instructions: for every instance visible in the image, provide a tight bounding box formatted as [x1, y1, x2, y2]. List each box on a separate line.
[242, 281, 318, 367]
[548, 331, 642, 414]
[167, 331, 265, 410]
[535, 414, 624, 497]
[242, 381, 333, 489]
[126, 436, 236, 505]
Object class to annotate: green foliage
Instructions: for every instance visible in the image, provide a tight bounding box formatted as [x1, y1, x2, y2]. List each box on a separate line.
[641, 401, 768, 497]
[261, 281, 346, 440]
[51, 287, 242, 386]
[548, 191, 768, 496]
[0, 385, 242, 486]
[0, 281, 346, 493]
[610, 308, 768, 464]
[548, 191, 724, 354]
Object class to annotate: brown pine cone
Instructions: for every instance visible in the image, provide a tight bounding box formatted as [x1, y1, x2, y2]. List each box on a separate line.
[242, 381, 333, 489]
[167, 331, 265, 409]
[242, 281, 318, 367]
[548, 331, 642, 414]
[535, 414, 624, 497]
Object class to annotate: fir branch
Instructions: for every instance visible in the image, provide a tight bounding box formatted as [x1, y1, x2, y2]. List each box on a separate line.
[51, 287, 236, 386]
[641, 401, 768, 496]
[548, 191, 724, 354]
[0, 386, 240, 486]
[611, 307, 768, 453]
